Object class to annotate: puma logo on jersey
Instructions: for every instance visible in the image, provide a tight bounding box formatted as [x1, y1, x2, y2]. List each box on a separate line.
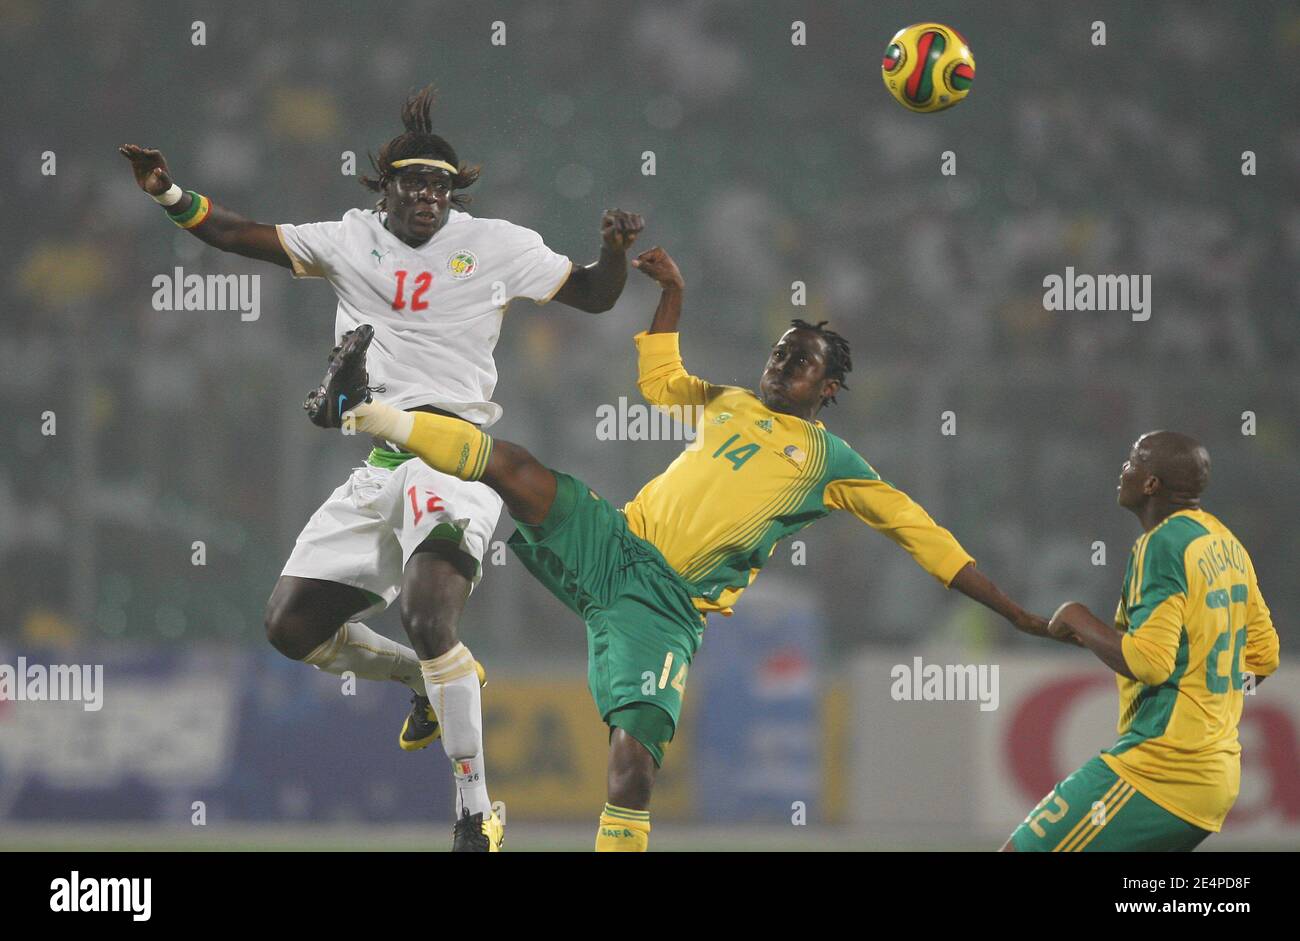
[370, 249, 390, 264]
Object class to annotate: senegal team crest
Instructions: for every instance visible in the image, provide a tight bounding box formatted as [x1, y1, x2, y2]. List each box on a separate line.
[447, 250, 477, 280]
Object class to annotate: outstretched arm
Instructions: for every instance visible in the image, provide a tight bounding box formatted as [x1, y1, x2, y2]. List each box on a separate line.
[119, 144, 290, 269]
[950, 563, 1051, 640]
[825, 477, 1058, 641]
[628, 247, 712, 413]
[633, 246, 685, 333]
[1048, 602, 1136, 678]
[552, 209, 644, 313]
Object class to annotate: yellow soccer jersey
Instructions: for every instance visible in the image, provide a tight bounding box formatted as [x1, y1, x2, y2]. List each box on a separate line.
[1102, 509, 1280, 832]
[624, 331, 974, 616]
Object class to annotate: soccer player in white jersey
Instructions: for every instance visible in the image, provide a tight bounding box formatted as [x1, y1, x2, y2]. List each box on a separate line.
[120, 86, 644, 850]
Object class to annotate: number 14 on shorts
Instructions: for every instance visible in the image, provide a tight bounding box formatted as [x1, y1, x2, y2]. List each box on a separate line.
[641, 652, 688, 697]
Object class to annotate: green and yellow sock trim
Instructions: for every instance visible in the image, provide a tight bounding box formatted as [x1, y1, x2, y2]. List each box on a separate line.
[596, 803, 651, 852]
[352, 405, 493, 484]
[405, 411, 493, 482]
[602, 804, 650, 824]
[467, 434, 492, 482]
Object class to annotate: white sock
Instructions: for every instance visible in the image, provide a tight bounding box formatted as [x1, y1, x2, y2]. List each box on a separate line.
[421, 643, 492, 817]
[303, 621, 424, 695]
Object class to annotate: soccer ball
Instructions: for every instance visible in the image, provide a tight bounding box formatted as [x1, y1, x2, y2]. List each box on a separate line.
[881, 23, 975, 113]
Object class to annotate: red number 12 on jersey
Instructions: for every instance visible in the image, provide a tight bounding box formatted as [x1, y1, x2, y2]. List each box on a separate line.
[392, 270, 432, 311]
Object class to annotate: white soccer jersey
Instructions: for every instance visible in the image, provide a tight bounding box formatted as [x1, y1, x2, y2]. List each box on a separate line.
[277, 208, 573, 426]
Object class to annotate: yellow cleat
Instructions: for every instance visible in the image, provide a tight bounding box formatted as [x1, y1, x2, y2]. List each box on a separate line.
[399, 660, 487, 751]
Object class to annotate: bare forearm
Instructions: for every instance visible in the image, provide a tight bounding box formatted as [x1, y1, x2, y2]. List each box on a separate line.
[949, 562, 1045, 636]
[1054, 604, 1137, 679]
[557, 244, 627, 313]
[121, 145, 285, 267]
[648, 285, 683, 333]
[163, 192, 289, 268]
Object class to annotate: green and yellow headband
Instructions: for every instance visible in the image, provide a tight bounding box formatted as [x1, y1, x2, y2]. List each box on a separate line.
[390, 158, 458, 174]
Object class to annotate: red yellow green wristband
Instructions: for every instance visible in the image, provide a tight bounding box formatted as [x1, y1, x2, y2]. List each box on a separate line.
[167, 191, 211, 229]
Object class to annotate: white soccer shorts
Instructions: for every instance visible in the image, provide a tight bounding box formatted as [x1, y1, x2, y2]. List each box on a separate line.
[281, 456, 503, 616]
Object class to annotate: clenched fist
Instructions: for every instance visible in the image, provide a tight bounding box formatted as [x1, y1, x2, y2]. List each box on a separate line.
[600, 208, 644, 252]
[631, 246, 684, 291]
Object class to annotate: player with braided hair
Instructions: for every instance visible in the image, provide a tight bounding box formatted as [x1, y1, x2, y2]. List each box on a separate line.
[358, 86, 482, 213]
[121, 84, 645, 851]
[314, 245, 1061, 851]
[788, 319, 851, 405]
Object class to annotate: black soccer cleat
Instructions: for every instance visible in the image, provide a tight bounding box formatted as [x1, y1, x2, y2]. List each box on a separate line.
[400, 661, 486, 752]
[451, 807, 504, 852]
[304, 324, 382, 428]
[399, 693, 440, 751]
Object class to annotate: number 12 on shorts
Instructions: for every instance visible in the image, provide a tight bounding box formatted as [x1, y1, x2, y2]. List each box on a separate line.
[659, 652, 688, 695]
[408, 486, 444, 525]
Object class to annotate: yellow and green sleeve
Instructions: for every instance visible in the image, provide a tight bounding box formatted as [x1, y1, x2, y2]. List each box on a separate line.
[1243, 562, 1280, 678]
[634, 331, 714, 410]
[823, 477, 974, 586]
[1121, 594, 1185, 685]
[1117, 520, 1195, 685]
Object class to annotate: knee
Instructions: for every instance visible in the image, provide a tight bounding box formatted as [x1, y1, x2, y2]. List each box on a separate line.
[399, 603, 458, 654]
[484, 442, 552, 524]
[491, 439, 539, 477]
[486, 441, 549, 497]
[264, 595, 321, 661]
[607, 733, 656, 808]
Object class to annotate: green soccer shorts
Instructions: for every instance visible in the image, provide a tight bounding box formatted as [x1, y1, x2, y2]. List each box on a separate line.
[1009, 756, 1211, 852]
[507, 472, 705, 767]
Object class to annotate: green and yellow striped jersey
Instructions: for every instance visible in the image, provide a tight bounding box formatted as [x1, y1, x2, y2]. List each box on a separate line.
[624, 332, 974, 616]
[1103, 508, 1280, 831]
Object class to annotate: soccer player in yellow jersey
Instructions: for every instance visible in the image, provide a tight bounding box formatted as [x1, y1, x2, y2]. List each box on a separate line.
[1005, 431, 1280, 851]
[321, 247, 1054, 851]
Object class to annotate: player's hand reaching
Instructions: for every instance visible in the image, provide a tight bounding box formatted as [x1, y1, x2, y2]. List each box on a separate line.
[632, 246, 685, 291]
[552, 209, 645, 312]
[1015, 611, 1051, 638]
[1047, 602, 1089, 647]
[600, 208, 644, 252]
[119, 144, 175, 197]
